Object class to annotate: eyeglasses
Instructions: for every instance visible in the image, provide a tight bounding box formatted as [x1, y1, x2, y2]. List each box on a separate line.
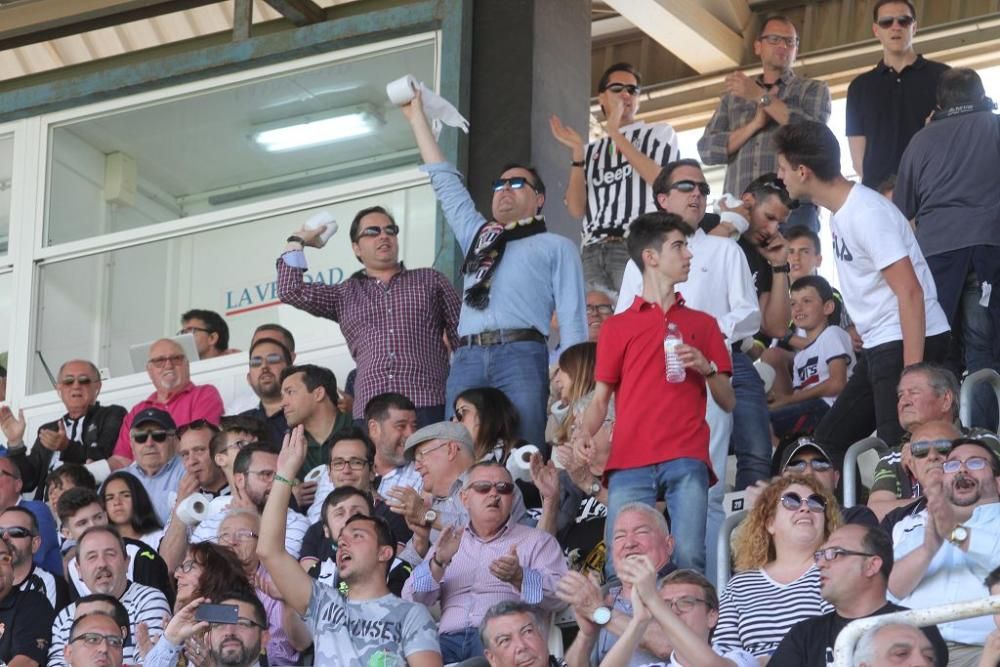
[178, 326, 212, 336]
[70, 633, 125, 649]
[779, 491, 827, 513]
[466, 480, 516, 495]
[249, 353, 285, 368]
[813, 547, 875, 563]
[177, 559, 199, 573]
[876, 15, 915, 29]
[661, 595, 709, 613]
[910, 439, 953, 459]
[132, 430, 173, 444]
[785, 459, 833, 474]
[60, 375, 96, 386]
[943, 457, 989, 474]
[331, 457, 369, 471]
[0, 526, 34, 540]
[668, 180, 711, 196]
[759, 34, 799, 47]
[355, 224, 400, 240]
[147, 354, 186, 368]
[224, 439, 252, 453]
[218, 529, 259, 544]
[491, 177, 538, 193]
[245, 469, 276, 481]
[414, 441, 450, 462]
[602, 83, 640, 96]
[212, 617, 264, 630]
[586, 304, 614, 316]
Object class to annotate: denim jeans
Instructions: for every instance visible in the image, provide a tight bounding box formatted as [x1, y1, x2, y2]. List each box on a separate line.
[815, 333, 951, 459]
[581, 239, 631, 293]
[704, 394, 733, 588]
[769, 398, 830, 439]
[446, 340, 549, 448]
[605, 458, 709, 575]
[730, 352, 773, 489]
[439, 627, 484, 663]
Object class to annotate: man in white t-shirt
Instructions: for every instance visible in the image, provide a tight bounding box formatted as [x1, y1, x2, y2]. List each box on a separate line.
[774, 120, 950, 461]
[551, 62, 679, 292]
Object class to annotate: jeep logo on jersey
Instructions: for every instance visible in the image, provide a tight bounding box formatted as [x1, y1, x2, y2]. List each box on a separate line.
[593, 163, 634, 186]
[832, 233, 854, 262]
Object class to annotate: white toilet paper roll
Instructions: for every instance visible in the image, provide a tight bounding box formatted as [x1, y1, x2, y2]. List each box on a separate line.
[386, 74, 419, 105]
[208, 495, 231, 517]
[176, 493, 210, 527]
[305, 210, 338, 247]
[506, 445, 539, 484]
[754, 359, 777, 394]
[305, 465, 326, 483]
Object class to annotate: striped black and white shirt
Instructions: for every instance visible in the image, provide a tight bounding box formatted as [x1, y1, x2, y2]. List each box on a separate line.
[17, 563, 68, 610]
[582, 121, 679, 245]
[49, 581, 170, 667]
[714, 566, 833, 657]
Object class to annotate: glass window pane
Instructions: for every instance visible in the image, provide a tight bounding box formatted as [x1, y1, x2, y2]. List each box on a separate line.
[0, 272, 10, 371]
[44, 39, 435, 246]
[31, 183, 437, 392]
[0, 135, 11, 256]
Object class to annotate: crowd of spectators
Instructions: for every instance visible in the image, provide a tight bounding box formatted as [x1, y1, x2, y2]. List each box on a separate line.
[0, 1, 998, 665]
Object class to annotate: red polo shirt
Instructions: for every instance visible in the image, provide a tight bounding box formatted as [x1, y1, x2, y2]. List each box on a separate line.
[112, 382, 224, 459]
[595, 294, 732, 480]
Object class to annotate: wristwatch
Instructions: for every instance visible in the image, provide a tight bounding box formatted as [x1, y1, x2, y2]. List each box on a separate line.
[591, 606, 612, 626]
[588, 480, 602, 497]
[704, 361, 719, 378]
[423, 509, 438, 526]
[948, 525, 969, 545]
[286, 234, 306, 245]
[759, 93, 772, 107]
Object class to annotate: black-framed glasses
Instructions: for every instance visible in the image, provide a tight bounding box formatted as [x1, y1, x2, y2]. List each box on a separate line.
[147, 354, 186, 368]
[177, 559, 199, 573]
[60, 375, 96, 386]
[602, 83, 640, 96]
[70, 633, 125, 649]
[466, 480, 516, 495]
[211, 617, 265, 630]
[910, 439, 953, 459]
[331, 457, 369, 471]
[586, 304, 614, 316]
[759, 34, 799, 47]
[0, 526, 34, 540]
[661, 595, 710, 613]
[492, 177, 537, 193]
[355, 224, 400, 240]
[178, 326, 212, 336]
[876, 15, 915, 29]
[780, 491, 827, 513]
[813, 547, 875, 563]
[249, 353, 285, 368]
[785, 459, 833, 474]
[669, 180, 711, 196]
[132, 430, 173, 444]
[943, 457, 989, 474]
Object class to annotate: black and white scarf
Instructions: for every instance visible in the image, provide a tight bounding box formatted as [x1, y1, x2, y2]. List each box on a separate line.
[462, 215, 547, 309]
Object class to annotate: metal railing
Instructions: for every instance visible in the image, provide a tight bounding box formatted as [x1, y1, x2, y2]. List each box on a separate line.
[959, 369, 1000, 427]
[716, 509, 748, 590]
[842, 437, 888, 508]
[833, 595, 1000, 666]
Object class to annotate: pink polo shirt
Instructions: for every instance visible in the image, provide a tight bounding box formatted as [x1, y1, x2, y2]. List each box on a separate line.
[112, 382, 224, 459]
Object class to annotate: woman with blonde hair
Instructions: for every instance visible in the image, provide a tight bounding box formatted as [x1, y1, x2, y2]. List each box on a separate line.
[713, 474, 841, 659]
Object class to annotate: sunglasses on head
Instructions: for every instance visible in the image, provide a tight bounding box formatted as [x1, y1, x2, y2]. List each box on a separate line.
[132, 430, 172, 444]
[492, 177, 537, 193]
[669, 180, 711, 196]
[877, 15, 915, 29]
[780, 491, 827, 513]
[602, 83, 640, 96]
[466, 480, 516, 495]
[910, 438, 953, 459]
[249, 353, 285, 368]
[60, 375, 95, 386]
[354, 224, 400, 240]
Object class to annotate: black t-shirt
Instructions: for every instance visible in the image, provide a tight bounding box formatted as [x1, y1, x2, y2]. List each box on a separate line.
[0, 587, 54, 664]
[697, 214, 771, 296]
[769, 602, 948, 667]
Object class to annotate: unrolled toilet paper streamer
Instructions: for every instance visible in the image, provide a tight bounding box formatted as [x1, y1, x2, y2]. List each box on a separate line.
[506, 444, 540, 483]
[386, 74, 469, 137]
[305, 210, 338, 247]
[177, 493, 210, 526]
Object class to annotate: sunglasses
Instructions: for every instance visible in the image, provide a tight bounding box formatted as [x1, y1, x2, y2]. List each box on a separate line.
[355, 224, 400, 240]
[877, 15, 915, 29]
[492, 177, 538, 193]
[0, 526, 34, 540]
[942, 457, 989, 474]
[132, 430, 172, 444]
[602, 83, 640, 95]
[249, 353, 285, 368]
[813, 547, 875, 563]
[466, 480, 516, 495]
[669, 180, 711, 196]
[910, 438, 953, 459]
[779, 491, 827, 513]
[60, 375, 96, 386]
[785, 459, 833, 474]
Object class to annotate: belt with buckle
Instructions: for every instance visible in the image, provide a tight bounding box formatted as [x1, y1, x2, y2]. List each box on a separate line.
[458, 328, 546, 348]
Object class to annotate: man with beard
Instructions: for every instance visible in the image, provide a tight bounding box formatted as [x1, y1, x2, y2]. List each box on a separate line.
[49, 526, 169, 667]
[888, 436, 1000, 666]
[0, 537, 54, 666]
[1, 506, 68, 609]
[239, 337, 292, 447]
[145, 591, 268, 667]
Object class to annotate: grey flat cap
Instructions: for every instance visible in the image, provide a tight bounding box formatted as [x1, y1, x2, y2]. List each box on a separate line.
[403, 421, 474, 460]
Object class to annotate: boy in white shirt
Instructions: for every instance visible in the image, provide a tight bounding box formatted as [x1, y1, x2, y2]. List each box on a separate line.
[769, 275, 855, 439]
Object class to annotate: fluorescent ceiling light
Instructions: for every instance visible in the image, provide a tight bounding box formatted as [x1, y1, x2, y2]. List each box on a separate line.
[251, 104, 382, 152]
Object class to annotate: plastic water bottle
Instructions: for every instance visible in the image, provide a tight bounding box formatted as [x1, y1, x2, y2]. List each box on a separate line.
[664, 322, 686, 383]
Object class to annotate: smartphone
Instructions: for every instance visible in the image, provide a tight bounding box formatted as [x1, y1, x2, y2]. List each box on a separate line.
[195, 603, 239, 624]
